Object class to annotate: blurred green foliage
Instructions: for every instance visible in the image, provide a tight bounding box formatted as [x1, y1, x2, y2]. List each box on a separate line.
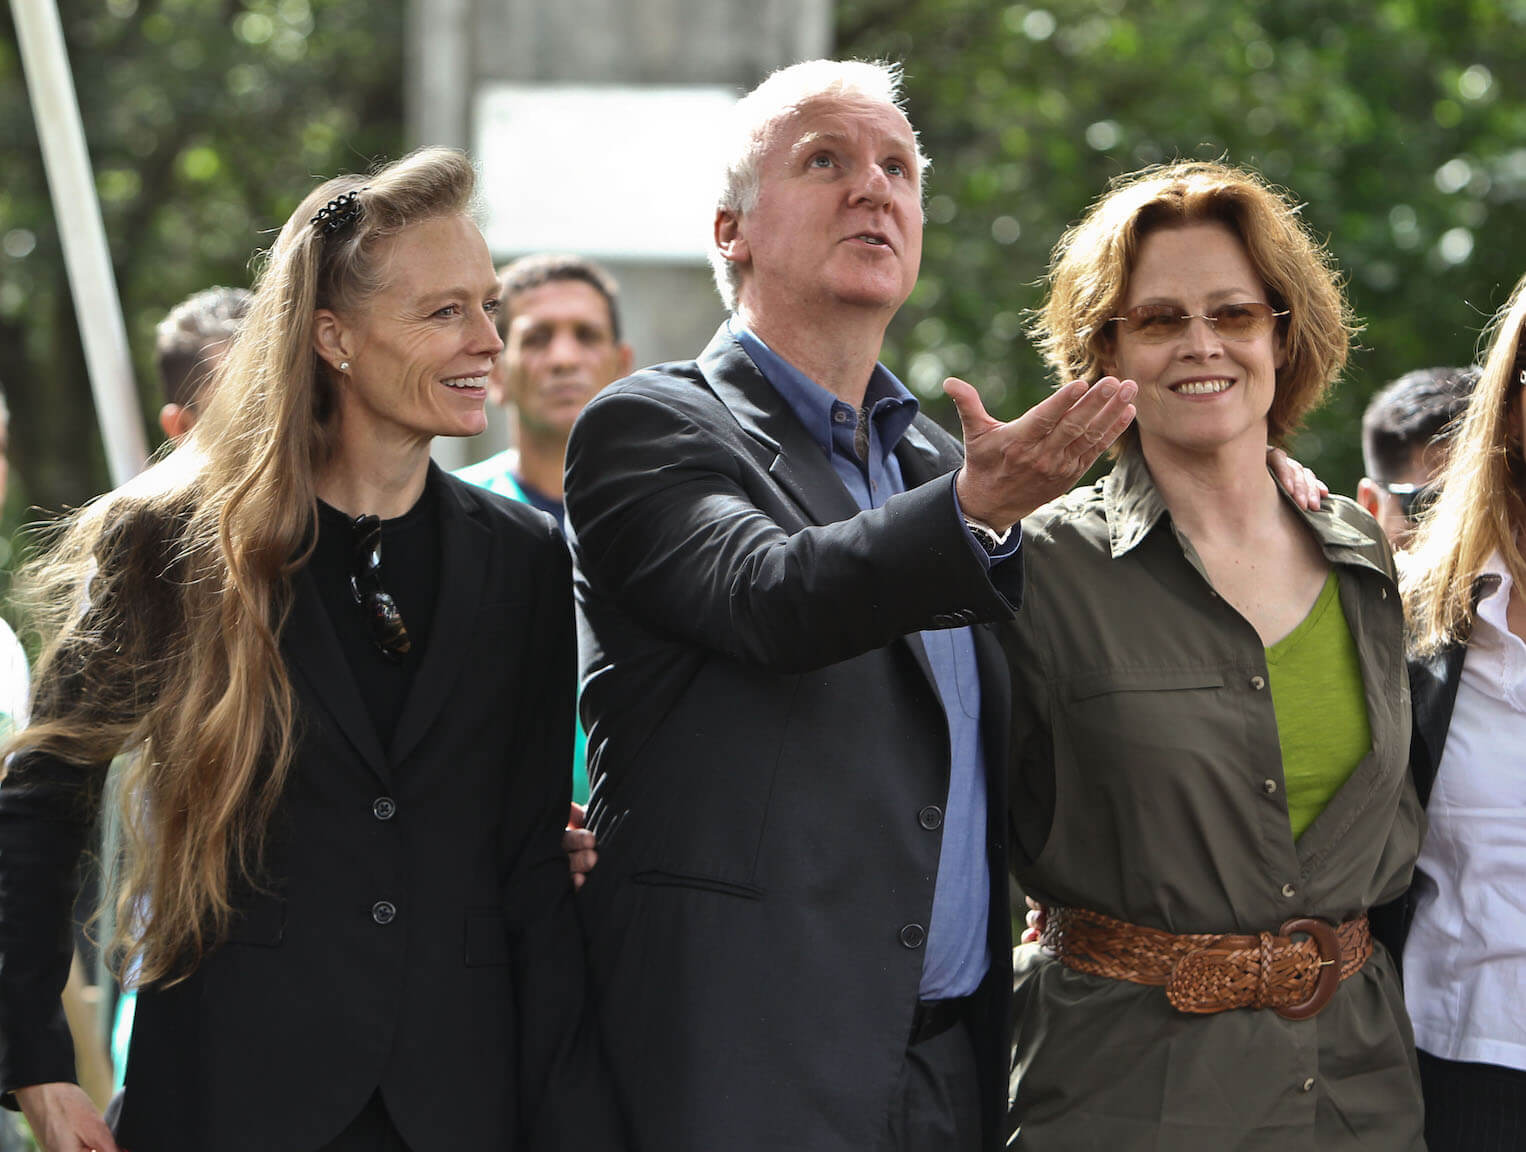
[1, 0, 1523, 533]
[0, 0, 404, 523]
[840, 0, 1526, 493]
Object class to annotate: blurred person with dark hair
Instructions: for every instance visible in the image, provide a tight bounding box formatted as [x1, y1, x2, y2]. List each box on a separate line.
[0, 149, 608, 1152]
[1387, 273, 1526, 1151]
[1358, 366, 1479, 547]
[456, 254, 632, 527]
[457, 255, 632, 821]
[154, 285, 252, 442]
[93, 287, 257, 1074]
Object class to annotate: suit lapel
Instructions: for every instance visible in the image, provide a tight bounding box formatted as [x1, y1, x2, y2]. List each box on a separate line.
[699, 326, 862, 528]
[699, 325, 969, 693]
[895, 416, 962, 487]
[286, 565, 389, 778]
[389, 470, 494, 766]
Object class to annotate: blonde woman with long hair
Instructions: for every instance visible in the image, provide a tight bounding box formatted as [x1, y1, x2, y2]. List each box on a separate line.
[1386, 271, 1526, 1151]
[0, 149, 609, 1152]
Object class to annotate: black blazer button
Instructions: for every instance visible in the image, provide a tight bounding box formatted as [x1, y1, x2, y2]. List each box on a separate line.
[372, 900, 397, 925]
[918, 805, 944, 830]
[373, 796, 397, 821]
[900, 922, 927, 949]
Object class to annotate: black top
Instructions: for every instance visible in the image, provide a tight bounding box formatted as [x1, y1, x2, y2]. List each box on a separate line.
[312, 477, 440, 751]
[515, 474, 566, 528]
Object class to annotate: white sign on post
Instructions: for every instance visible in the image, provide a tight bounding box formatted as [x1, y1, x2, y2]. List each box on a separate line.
[475, 84, 738, 262]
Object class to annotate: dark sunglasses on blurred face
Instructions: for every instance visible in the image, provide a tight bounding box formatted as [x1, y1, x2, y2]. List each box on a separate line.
[1379, 480, 1440, 523]
[1111, 301, 1289, 344]
[348, 514, 411, 662]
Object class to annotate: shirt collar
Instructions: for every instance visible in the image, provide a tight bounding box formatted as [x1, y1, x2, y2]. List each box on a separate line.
[1102, 445, 1170, 557]
[1103, 442, 1387, 572]
[729, 317, 919, 463]
[1473, 553, 1512, 631]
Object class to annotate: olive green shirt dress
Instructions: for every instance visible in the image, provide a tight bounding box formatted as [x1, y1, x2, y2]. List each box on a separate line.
[1007, 446, 1426, 1150]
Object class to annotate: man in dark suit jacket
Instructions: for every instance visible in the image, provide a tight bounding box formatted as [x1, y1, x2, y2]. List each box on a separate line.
[564, 60, 1136, 1151]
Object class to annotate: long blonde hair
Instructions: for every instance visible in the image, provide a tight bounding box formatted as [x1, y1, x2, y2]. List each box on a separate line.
[1402, 271, 1526, 657]
[4, 147, 477, 985]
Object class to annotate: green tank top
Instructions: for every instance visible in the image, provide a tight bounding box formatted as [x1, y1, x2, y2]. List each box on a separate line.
[1265, 571, 1372, 839]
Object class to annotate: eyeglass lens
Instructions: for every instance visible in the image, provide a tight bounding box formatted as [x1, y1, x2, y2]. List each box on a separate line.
[1383, 482, 1438, 522]
[1113, 302, 1286, 343]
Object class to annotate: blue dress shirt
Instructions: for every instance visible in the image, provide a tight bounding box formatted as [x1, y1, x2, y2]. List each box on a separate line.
[733, 319, 1014, 1000]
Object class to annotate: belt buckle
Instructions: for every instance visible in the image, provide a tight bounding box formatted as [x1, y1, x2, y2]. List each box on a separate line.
[1275, 916, 1341, 1021]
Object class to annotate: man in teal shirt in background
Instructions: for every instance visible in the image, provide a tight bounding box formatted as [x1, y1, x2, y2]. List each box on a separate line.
[456, 253, 632, 808]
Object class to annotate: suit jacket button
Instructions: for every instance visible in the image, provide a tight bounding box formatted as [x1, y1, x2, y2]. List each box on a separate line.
[373, 796, 397, 821]
[372, 900, 397, 925]
[899, 923, 927, 949]
[918, 805, 944, 830]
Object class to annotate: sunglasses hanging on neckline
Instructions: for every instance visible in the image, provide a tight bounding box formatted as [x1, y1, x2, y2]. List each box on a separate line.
[348, 513, 412, 662]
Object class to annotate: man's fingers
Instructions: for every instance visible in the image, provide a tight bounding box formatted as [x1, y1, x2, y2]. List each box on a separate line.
[1079, 392, 1138, 462]
[1014, 378, 1092, 439]
[567, 801, 587, 830]
[957, 376, 1133, 528]
[943, 376, 1002, 441]
[1046, 378, 1136, 462]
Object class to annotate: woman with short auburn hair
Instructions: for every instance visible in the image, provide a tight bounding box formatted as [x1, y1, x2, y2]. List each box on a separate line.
[1009, 161, 1424, 1149]
[1035, 161, 1353, 447]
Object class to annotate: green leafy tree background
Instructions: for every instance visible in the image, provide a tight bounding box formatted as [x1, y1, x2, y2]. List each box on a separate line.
[2, 0, 1524, 522]
[0, 0, 1521, 1140]
[0, 0, 404, 524]
[841, 0, 1526, 491]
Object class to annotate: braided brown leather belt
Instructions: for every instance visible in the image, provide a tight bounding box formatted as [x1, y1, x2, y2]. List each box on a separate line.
[1039, 905, 1371, 1020]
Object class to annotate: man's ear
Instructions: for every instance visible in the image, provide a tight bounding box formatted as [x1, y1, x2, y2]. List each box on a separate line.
[1356, 477, 1381, 521]
[159, 403, 195, 443]
[312, 308, 353, 372]
[614, 342, 635, 380]
[714, 209, 748, 266]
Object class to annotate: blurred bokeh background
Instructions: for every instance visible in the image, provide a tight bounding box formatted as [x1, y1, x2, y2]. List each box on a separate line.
[2, 0, 1522, 530]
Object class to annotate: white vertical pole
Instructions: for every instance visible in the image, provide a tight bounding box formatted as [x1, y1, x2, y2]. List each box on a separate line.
[11, 0, 149, 487]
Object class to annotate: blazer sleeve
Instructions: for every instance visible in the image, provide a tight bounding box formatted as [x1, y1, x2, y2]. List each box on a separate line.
[564, 385, 1021, 675]
[0, 751, 103, 1103]
[501, 526, 624, 1151]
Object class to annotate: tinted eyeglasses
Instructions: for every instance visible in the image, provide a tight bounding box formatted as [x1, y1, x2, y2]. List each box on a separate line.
[1379, 480, 1439, 523]
[348, 514, 411, 662]
[1111, 301, 1289, 344]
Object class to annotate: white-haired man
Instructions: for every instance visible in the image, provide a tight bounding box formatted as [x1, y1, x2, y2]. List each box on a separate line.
[564, 60, 1136, 1150]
